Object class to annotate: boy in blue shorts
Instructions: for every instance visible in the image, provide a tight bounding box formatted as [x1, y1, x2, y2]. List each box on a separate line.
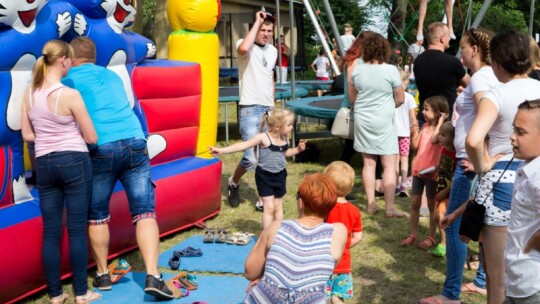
[324, 161, 363, 303]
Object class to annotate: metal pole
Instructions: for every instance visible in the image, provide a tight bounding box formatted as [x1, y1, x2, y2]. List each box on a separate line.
[321, 0, 345, 57]
[530, 0, 536, 36]
[466, 0, 473, 29]
[303, 0, 340, 75]
[290, 0, 296, 99]
[275, 0, 283, 85]
[471, 0, 492, 29]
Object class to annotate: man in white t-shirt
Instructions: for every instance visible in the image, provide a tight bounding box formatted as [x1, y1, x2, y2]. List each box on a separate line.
[228, 11, 277, 207]
[340, 23, 355, 52]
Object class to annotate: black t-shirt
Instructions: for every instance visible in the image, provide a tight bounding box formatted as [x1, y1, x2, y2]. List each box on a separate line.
[413, 49, 466, 112]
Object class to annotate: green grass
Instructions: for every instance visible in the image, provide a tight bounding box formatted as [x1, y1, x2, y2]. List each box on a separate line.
[23, 104, 487, 304]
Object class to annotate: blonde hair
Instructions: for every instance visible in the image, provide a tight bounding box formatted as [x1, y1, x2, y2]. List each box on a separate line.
[529, 37, 540, 71]
[258, 107, 294, 133]
[324, 161, 355, 197]
[399, 70, 410, 83]
[32, 40, 74, 91]
[427, 22, 447, 45]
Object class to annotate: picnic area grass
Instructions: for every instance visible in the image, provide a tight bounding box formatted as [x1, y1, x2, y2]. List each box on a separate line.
[23, 103, 487, 304]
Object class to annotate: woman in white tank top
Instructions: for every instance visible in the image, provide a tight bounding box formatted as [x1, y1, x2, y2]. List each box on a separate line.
[20, 40, 99, 304]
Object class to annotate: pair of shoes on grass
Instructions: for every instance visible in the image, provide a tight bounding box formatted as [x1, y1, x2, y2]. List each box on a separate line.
[227, 232, 253, 245]
[203, 229, 228, 243]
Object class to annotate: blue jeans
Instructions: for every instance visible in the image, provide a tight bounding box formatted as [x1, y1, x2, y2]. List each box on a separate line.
[442, 161, 476, 300]
[238, 105, 272, 170]
[37, 151, 92, 297]
[88, 138, 156, 224]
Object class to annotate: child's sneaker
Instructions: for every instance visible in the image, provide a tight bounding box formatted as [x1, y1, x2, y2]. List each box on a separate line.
[255, 199, 263, 212]
[431, 243, 446, 257]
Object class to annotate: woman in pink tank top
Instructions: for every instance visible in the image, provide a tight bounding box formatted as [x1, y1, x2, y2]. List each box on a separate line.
[20, 40, 99, 304]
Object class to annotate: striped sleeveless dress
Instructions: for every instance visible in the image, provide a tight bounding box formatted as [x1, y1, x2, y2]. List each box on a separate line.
[244, 220, 335, 304]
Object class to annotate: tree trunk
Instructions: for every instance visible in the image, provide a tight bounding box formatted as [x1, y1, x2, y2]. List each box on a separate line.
[388, 0, 407, 51]
[131, 0, 144, 34]
[153, 0, 171, 59]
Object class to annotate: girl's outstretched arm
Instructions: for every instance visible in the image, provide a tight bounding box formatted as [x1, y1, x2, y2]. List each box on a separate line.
[209, 133, 264, 156]
[285, 140, 306, 157]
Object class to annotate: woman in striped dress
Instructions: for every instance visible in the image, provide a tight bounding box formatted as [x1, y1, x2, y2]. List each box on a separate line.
[243, 173, 347, 304]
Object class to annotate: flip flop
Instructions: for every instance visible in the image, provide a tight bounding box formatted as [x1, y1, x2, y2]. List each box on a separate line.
[464, 260, 479, 271]
[108, 258, 132, 284]
[164, 279, 187, 299]
[174, 246, 203, 257]
[172, 271, 198, 290]
[461, 282, 487, 295]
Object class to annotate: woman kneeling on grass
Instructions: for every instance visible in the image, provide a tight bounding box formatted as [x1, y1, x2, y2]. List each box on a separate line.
[243, 173, 347, 303]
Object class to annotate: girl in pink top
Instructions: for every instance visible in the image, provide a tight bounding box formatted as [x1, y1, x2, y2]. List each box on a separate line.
[401, 96, 449, 249]
[20, 40, 99, 304]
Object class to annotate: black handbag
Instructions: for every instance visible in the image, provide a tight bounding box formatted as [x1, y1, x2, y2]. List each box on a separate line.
[459, 199, 486, 242]
[458, 157, 514, 242]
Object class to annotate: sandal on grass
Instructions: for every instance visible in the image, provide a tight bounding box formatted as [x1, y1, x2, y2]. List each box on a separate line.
[464, 260, 480, 271]
[49, 293, 69, 304]
[75, 290, 101, 304]
[400, 234, 417, 246]
[366, 204, 380, 215]
[461, 282, 487, 295]
[385, 210, 406, 218]
[419, 236, 437, 249]
[417, 295, 460, 304]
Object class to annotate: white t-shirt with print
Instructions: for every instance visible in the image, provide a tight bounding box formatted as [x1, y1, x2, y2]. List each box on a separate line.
[483, 78, 540, 156]
[395, 92, 417, 137]
[236, 39, 277, 107]
[454, 66, 501, 158]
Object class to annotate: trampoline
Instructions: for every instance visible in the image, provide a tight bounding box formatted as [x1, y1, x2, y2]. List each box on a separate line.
[218, 86, 309, 143]
[286, 95, 345, 139]
[293, 80, 333, 91]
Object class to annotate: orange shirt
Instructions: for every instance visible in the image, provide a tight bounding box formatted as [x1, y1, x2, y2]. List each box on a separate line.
[326, 201, 362, 273]
[412, 124, 442, 178]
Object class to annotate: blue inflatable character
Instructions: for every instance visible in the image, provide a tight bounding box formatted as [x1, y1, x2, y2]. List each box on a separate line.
[0, 0, 76, 203]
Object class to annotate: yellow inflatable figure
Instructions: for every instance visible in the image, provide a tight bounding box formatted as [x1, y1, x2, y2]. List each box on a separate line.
[168, 0, 220, 158]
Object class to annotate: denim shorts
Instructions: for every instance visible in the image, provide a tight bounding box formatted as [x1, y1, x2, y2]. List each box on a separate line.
[87, 138, 156, 225]
[238, 105, 272, 170]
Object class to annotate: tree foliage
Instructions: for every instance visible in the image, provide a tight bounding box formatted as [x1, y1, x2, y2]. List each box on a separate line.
[303, 0, 371, 56]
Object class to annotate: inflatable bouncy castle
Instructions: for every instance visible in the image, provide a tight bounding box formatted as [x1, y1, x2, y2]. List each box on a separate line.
[0, 0, 221, 303]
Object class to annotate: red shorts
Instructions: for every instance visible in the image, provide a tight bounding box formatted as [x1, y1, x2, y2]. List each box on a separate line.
[316, 77, 329, 80]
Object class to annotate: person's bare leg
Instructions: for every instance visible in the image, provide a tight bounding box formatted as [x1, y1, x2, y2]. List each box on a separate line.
[261, 196, 275, 229]
[409, 194, 422, 236]
[273, 198, 283, 222]
[417, 0, 428, 40]
[231, 164, 247, 185]
[136, 218, 160, 276]
[445, 0, 455, 39]
[481, 226, 507, 304]
[427, 198, 437, 238]
[331, 295, 344, 304]
[380, 154, 398, 212]
[400, 155, 409, 189]
[361, 154, 377, 212]
[88, 224, 110, 274]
